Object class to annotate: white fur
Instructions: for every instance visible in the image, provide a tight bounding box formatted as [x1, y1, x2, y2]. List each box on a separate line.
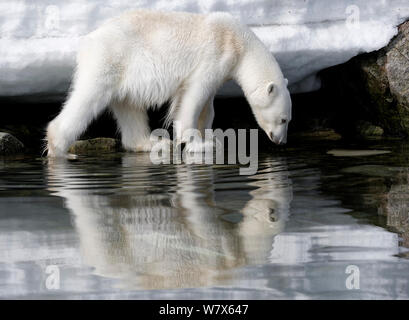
[46, 9, 292, 157]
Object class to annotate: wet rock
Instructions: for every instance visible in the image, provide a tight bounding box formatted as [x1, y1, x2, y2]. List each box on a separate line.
[68, 138, 121, 154]
[291, 129, 342, 141]
[321, 20, 409, 137]
[378, 171, 409, 248]
[359, 21, 409, 135]
[0, 132, 24, 155]
[0, 124, 45, 154]
[356, 121, 384, 138]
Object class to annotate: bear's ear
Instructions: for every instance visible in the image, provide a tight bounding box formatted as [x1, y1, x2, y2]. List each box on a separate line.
[267, 82, 275, 95]
[284, 78, 288, 86]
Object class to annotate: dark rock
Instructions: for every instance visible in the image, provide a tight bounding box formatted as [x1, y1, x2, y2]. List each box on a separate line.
[356, 121, 384, 137]
[0, 132, 25, 155]
[290, 129, 342, 141]
[321, 20, 409, 138]
[378, 171, 409, 248]
[68, 138, 121, 154]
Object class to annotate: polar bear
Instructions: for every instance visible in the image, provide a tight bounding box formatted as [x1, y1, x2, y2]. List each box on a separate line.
[46, 9, 292, 157]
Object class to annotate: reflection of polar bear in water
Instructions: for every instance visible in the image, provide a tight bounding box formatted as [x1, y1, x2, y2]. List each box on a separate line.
[47, 155, 292, 289]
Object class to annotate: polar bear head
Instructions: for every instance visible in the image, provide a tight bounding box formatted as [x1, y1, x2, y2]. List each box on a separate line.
[250, 78, 292, 145]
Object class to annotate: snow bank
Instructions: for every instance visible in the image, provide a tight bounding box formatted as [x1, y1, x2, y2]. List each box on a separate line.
[0, 0, 408, 99]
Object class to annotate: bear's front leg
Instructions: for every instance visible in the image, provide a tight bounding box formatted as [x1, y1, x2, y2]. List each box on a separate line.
[174, 85, 216, 153]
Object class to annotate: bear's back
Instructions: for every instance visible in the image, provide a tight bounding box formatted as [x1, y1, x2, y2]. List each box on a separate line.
[78, 10, 246, 106]
[100, 10, 244, 58]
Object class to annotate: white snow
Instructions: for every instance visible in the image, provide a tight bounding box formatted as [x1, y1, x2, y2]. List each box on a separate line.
[0, 0, 408, 99]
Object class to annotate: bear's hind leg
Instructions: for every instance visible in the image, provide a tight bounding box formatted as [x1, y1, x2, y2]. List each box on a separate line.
[46, 86, 112, 157]
[110, 101, 154, 152]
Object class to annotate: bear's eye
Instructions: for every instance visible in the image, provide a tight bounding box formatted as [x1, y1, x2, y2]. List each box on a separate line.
[281, 119, 287, 124]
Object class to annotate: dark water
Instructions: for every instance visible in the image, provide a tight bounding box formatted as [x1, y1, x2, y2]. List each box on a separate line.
[1, 140, 409, 299]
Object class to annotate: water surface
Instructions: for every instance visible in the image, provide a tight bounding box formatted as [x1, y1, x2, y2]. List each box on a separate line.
[1, 140, 409, 299]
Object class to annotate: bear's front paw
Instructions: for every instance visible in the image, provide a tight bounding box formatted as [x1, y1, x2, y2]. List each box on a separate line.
[133, 140, 154, 152]
[132, 137, 173, 153]
[183, 139, 220, 153]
